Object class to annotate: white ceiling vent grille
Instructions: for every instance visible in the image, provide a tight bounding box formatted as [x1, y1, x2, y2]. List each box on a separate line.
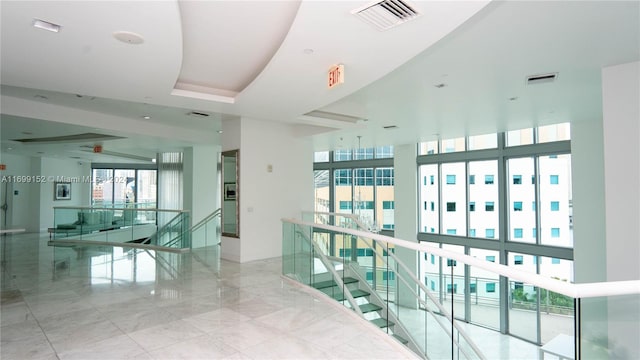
[352, 0, 421, 31]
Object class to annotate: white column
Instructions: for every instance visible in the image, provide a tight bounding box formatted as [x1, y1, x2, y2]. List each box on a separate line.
[602, 61, 640, 282]
[601, 61, 640, 359]
[394, 143, 419, 309]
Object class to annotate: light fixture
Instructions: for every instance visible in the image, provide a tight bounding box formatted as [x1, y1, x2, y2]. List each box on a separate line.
[33, 19, 61, 33]
[113, 31, 144, 45]
[151, 158, 156, 163]
[217, 130, 223, 134]
[142, 116, 151, 120]
[434, 83, 446, 88]
[303, 48, 314, 55]
[509, 97, 518, 101]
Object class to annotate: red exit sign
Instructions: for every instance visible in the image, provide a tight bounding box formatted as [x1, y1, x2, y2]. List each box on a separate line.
[328, 64, 344, 88]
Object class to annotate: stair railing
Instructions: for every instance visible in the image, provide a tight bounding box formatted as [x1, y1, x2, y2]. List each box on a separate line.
[321, 211, 484, 359]
[292, 224, 364, 317]
[365, 237, 484, 359]
[311, 211, 483, 358]
[283, 216, 640, 359]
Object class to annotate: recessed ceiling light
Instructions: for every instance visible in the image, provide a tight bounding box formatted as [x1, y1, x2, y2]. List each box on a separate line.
[142, 116, 151, 120]
[113, 31, 144, 45]
[33, 19, 61, 33]
[7, 147, 13, 150]
[434, 83, 446, 88]
[151, 158, 157, 163]
[34, 94, 48, 100]
[217, 130, 223, 134]
[509, 97, 518, 101]
[303, 48, 314, 55]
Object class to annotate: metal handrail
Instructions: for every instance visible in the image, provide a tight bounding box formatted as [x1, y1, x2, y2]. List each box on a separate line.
[317, 212, 484, 359]
[190, 209, 221, 231]
[291, 224, 365, 317]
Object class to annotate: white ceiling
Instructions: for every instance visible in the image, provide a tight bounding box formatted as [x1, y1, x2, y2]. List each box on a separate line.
[1, 0, 638, 160]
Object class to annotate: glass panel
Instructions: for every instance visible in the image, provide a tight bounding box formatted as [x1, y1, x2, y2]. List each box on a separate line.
[469, 248, 500, 330]
[508, 157, 536, 243]
[375, 168, 394, 230]
[539, 257, 574, 344]
[581, 295, 639, 360]
[50, 207, 193, 249]
[441, 163, 466, 236]
[539, 154, 573, 247]
[91, 168, 113, 207]
[418, 141, 438, 155]
[354, 147, 375, 160]
[375, 145, 394, 159]
[440, 137, 465, 153]
[419, 165, 439, 234]
[314, 170, 330, 215]
[508, 252, 538, 343]
[468, 133, 498, 150]
[282, 222, 313, 285]
[442, 244, 465, 320]
[113, 169, 136, 207]
[136, 170, 157, 209]
[334, 149, 352, 162]
[537, 122, 571, 143]
[354, 168, 374, 228]
[334, 169, 353, 219]
[469, 160, 498, 239]
[314, 151, 329, 162]
[506, 128, 534, 146]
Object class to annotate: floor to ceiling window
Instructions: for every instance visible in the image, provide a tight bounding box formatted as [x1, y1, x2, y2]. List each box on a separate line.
[314, 146, 395, 291]
[417, 123, 573, 345]
[91, 165, 157, 208]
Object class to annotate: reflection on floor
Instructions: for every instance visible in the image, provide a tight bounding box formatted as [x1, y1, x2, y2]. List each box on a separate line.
[1, 232, 413, 360]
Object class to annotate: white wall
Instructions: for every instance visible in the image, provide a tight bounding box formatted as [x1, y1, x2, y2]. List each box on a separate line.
[0, 153, 33, 230]
[39, 158, 91, 231]
[238, 117, 313, 263]
[183, 145, 220, 225]
[0, 154, 90, 232]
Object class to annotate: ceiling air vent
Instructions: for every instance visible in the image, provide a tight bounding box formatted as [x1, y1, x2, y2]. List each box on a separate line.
[352, 0, 421, 31]
[383, 125, 398, 130]
[188, 111, 210, 118]
[527, 72, 558, 85]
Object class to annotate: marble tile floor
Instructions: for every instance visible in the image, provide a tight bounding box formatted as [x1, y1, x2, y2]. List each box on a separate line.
[1, 232, 415, 360]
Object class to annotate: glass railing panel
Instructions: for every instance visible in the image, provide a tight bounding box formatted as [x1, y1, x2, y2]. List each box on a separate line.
[51, 206, 192, 250]
[580, 294, 639, 360]
[282, 222, 314, 286]
[508, 280, 538, 342]
[191, 213, 220, 249]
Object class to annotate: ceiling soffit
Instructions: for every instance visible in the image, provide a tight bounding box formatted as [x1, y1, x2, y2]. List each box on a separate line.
[173, 0, 302, 103]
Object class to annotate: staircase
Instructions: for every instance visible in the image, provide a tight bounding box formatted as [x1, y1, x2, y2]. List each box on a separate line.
[310, 262, 412, 348]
